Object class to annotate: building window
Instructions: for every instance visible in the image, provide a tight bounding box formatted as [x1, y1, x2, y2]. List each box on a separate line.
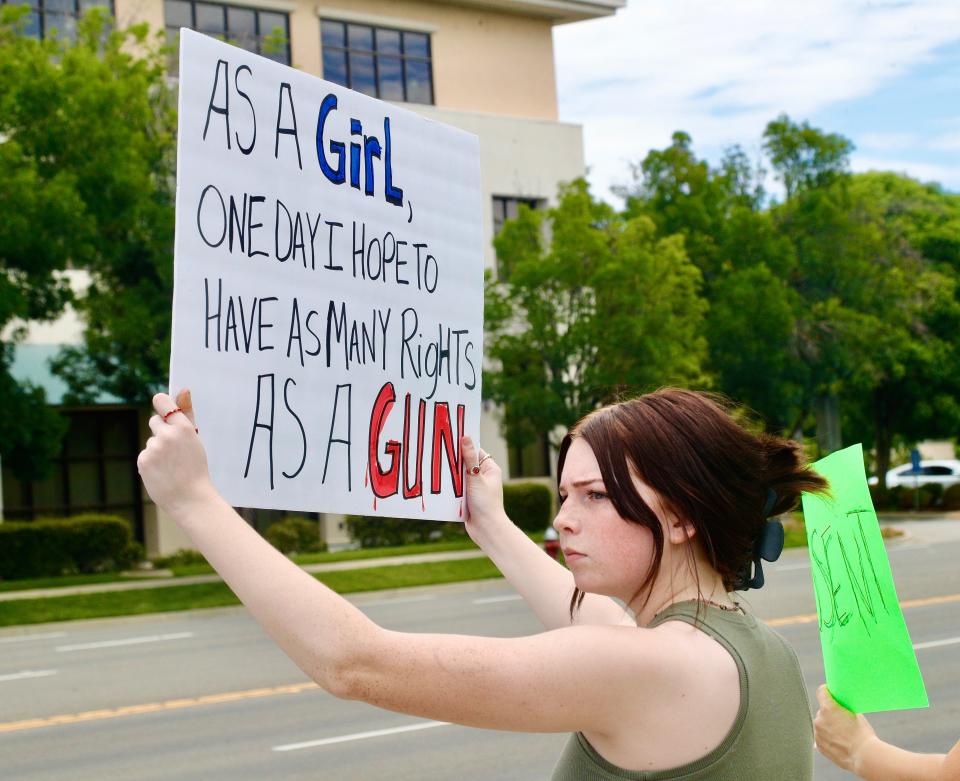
[321, 19, 433, 105]
[2, 0, 112, 39]
[1, 409, 144, 541]
[492, 196, 541, 237]
[164, 0, 290, 69]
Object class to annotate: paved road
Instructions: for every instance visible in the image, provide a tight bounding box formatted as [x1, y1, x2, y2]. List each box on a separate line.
[1, 520, 958, 780]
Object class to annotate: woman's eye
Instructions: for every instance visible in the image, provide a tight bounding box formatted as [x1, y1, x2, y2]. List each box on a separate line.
[558, 494, 567, 505]
[588, 491, 608, 501]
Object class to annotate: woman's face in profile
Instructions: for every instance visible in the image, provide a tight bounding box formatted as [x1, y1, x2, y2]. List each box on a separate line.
[555, 438, 665, 602]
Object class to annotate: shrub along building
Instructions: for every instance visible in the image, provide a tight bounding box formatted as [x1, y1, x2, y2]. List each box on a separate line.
[1, 0, 623, 555]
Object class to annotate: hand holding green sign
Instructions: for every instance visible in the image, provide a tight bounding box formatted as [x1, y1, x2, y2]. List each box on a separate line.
[802, 443, 928, 713]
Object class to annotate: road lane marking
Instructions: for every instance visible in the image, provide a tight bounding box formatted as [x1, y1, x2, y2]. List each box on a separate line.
[273, 720, 450, 752]
[0, 632, 67, 645]
[3, 590, 960, 735]
[0, 682, 318, 734]
[0, 670, 58, 683]
[360, 595, 437, 608]
[55, 632, 194, 652]
[472, 594, 523, 605]
[914, 635, 960, 651]
[768, 592, 960, 627]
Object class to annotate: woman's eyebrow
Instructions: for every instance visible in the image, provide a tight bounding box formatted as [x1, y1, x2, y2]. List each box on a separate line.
[565, 478, 605, 488]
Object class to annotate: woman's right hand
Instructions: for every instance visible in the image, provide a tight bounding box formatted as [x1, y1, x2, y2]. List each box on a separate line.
[460, 437, 509, 544]
[137, 389, 217, 518]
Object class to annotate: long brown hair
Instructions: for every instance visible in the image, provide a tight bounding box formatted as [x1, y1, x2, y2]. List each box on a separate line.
[557, 389, 828, 615]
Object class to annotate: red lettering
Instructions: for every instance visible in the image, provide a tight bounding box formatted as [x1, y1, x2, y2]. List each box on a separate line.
[430, 401, 465, 496]
[368, 382, 400, 497]
[402, 393, 426, 498]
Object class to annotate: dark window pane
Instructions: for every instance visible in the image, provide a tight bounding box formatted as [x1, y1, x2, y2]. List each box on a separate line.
[347, 23, 372, 51]
[404, 58, 432, 104]
[68, 462, 100, 507]
[164, 0, 191, 28]
[46, 0, 75, 13]
[348, 52, 376, 96]
[1, 468, 27, 512]
[377, 55, 403, 100]
[259, 11, 284, 35]
[376, 28, 400, 55]
[104, 460, 135, 504]
[23, 10, 41, 37]
[79, 0, 110, 9]
[227, 6, 254, 34]
[67, 416, 98, 458]
[322, 47, 347, 85]
[195, 3, 225, 34]
[321, 19, 344, 48]
[102, 416, 134, 457]
[46, 11, 77, 38]
[402, 31, 429, 58]
[33, 470, 65, 512]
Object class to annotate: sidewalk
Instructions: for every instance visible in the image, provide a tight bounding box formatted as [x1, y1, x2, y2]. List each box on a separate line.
[0, 549, 488, 602]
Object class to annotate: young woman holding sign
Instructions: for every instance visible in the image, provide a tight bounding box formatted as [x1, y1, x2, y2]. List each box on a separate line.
[139, 387, 826, 780]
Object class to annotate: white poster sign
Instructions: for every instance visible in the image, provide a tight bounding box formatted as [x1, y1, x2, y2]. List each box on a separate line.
[170, 30, 484, 521]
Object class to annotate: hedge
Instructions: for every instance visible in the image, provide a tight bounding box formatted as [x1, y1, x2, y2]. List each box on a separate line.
[0, 515, 140, 579]
[942, 484, 960, 511]
[346, 515, 466, 548]
[503, 481, 554, 533]
[345, 481, 553, 546]
[264, 516, 326, 554]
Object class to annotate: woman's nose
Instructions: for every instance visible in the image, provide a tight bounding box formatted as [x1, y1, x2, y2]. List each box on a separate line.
[553, 505, 577, 534]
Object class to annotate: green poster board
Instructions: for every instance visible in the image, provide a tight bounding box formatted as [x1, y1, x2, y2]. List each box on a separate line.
[801, 443, 928, 713]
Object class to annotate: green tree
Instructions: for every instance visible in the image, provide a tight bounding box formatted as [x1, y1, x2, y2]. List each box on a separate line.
[485, 179, 708, 451]
[33, 11, 176, 404]
[0, 7, 174, 478]
[838, 173, 960, 484]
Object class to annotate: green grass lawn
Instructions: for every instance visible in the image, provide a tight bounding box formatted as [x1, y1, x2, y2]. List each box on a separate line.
[168, 538, 482, 577]
[0, 558, 503, 628]
[0, 572, 158, 593]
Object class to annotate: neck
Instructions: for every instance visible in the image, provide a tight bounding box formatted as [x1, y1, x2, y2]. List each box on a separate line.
[631, 547, 733, 626]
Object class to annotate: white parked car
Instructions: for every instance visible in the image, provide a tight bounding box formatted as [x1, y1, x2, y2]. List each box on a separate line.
[868, 459, 960, 489]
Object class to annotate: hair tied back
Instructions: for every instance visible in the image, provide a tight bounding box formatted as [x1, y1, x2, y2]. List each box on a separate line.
[735, 489, 785, 591]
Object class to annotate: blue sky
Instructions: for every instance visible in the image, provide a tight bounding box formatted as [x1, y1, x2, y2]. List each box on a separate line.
[553, 0, 960, 204]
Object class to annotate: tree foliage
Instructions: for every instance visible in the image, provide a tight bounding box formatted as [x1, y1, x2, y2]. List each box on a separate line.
[0, 7, 175, 477]
[613, 115, 960, 481]
[485, 179, 708, 449]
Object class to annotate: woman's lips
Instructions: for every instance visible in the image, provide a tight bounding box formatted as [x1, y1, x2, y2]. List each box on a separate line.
[562, 549, 585, 562]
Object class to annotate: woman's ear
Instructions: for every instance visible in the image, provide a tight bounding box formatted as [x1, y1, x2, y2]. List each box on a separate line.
[666, 515, 697, 546]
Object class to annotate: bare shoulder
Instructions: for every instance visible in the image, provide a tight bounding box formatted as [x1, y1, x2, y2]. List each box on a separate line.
[580, 620, 742, 770]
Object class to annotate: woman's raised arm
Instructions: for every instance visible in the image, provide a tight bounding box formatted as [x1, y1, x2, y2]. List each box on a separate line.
[460, 437, 633, 630]
[136, 393, 656, 734]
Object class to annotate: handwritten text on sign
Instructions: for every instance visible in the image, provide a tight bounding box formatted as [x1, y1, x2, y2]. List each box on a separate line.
[170, 31, 484, 520]
[802, 444, 927, 713]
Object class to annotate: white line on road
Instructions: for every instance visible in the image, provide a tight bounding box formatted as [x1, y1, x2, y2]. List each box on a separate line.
[273, 720, 450, 752]
[55, 632, 194, 652]
[0, 632, 67, 644]
[359, 595, 437, 609]
[914, 636, 960, 651]
[0, 669, 58, 683]
[472, 594, 523, 605]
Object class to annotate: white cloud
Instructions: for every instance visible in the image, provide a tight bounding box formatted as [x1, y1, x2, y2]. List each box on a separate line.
[852, 156, 960, 189]
[554, 0, 960, 200]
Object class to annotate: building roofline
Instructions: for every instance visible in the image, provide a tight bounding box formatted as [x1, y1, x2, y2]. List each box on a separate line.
[426, 0, 624, 24]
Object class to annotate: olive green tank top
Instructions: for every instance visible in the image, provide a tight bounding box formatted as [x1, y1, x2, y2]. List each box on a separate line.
[551, 601, 813, 780]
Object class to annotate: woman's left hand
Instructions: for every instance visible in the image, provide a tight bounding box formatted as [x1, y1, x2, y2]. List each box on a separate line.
[814, 684, 877, 773]
[137, 389, 216, 516]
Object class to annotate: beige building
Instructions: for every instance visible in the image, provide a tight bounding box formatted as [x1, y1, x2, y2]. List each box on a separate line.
[1, 0, 623, 554]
